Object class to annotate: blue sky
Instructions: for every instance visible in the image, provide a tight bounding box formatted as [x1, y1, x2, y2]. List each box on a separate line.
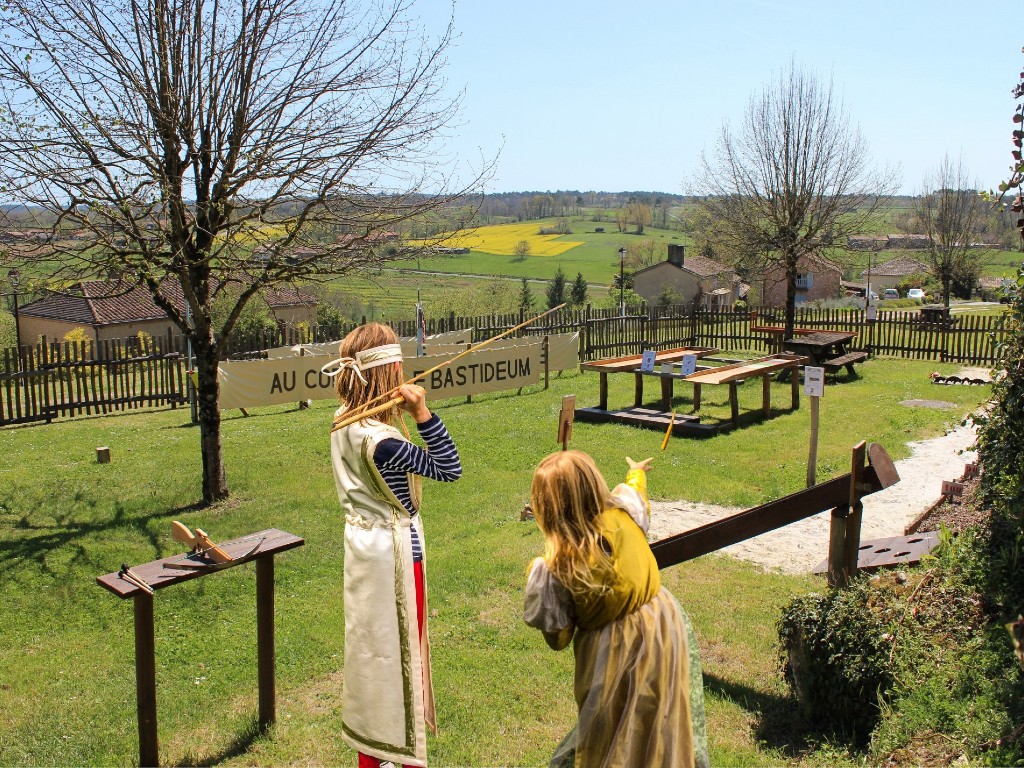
[417, 0, 1022, 195]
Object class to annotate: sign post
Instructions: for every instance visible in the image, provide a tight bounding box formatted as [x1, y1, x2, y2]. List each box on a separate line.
[558, 395, 576, 451]
[804, 366, 825, 488]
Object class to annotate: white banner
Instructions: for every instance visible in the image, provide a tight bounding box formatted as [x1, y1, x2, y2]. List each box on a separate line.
[217, 331, 551, 410]
[405, 343, 540, 399]
[218, 356, 338, 410]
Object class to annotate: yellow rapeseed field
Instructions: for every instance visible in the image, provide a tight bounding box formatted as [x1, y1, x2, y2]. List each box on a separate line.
[435, 222, 582, 256]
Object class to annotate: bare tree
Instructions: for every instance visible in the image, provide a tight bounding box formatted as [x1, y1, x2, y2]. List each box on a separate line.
[0, 0, 490, 503]
[914, 156, 984, 308]
[692, 63, 897, 336]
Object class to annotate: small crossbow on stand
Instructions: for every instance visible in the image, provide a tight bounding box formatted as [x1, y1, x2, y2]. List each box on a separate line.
[163, 521, 265, 571]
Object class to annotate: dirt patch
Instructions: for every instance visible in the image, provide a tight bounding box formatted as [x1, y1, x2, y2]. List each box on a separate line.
[900, 399, 958, 409]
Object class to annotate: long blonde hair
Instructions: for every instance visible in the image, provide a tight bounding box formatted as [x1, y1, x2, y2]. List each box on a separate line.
[335, 323, 403, 425]
[530, 450, 613, 595]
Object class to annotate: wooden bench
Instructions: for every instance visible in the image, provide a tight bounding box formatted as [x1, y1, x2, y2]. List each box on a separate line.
[822, 350, 869, 375]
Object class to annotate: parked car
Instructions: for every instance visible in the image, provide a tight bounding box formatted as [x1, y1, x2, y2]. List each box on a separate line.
[882, 288, 900, 300]
[907, 288, 926, 300]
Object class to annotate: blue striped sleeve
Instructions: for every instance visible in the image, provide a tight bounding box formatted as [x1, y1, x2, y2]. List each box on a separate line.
[375, 414, 462, 482]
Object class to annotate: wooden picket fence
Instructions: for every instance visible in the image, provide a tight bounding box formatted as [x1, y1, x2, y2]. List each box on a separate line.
[0, 305, 1009, 427]
[1, 334, 187, 426]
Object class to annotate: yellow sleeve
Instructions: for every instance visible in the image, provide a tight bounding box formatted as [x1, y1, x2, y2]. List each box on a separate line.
[624, 467, 648, 502]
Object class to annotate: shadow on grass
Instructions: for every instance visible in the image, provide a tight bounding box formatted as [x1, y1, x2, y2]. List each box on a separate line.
[175, 717, 269, 767]
[0, 498, 209, 579]
[702, 671, 866, 756]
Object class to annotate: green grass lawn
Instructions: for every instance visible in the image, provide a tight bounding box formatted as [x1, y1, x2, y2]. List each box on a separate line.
[0, 357, 989, 766]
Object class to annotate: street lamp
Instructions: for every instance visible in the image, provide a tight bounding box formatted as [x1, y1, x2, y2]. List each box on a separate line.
[8, 268, 21, 350]
[618, 246, 626, 316]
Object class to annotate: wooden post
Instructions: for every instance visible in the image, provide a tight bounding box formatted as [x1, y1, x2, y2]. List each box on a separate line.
[827, 505, 849, 589]
[633, 371, 643, 408]
[661, 375, 673, 411]
[598, 372, 609, 411]
[804, 366, 824, 487]
[807, 396, 819, 488]
[557, 395, 575, 451]
[97, 446, 111, 464]
[543, 335, 550, 390]
[728, 382, 739, 425]
[133, 593, 158, 767]
[843, 441, 867, 577]
[256, 556, 276, 728]
[761, 374, 771, 417]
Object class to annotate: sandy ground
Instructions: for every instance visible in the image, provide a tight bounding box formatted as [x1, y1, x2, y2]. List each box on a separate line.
[649, 418, 981, 575]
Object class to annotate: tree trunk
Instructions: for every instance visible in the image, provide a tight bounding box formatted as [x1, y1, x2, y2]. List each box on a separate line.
[194, 339, 229, 504]
[784, 259, 798, 340]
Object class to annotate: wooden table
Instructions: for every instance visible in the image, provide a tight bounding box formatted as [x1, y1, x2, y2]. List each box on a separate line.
[97, 528, 304, 767]
[580, 346, 718, 410]
[576, 350, 805, 436]
[783, 331, 864, 374]
[682, 353, 807, 426]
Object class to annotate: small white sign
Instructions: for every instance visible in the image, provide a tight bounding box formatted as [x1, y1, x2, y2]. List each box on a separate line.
[866, 305, 878, 321]
[660, 362, 674, 375]
[804, 366, 825, 397]
[640, 350, 657, 372]
[679, 353, 697, 376]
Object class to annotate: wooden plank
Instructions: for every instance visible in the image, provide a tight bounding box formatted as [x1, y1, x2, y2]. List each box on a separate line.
[813, 531, 941, 573]
[867, 443, 900, 488]
[97, 529, 305, 598]
[581, 347, 714, 372]
[684, 354, 805, 385]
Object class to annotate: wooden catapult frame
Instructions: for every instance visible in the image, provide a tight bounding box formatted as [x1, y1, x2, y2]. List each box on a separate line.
[651, 441, 900, 588]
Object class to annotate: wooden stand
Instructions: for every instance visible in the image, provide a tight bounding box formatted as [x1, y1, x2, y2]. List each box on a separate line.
[97, 529, 304, 767]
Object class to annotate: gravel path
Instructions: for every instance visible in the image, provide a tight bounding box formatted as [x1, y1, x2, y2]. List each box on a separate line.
[648, 420, 980, 574]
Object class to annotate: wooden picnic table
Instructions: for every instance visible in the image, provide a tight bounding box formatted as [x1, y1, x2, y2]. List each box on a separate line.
[97, 529, 304, 767]
[682, 353, 807, 426]
[580, 346, 718, 410]
[783, 331, 865, 375]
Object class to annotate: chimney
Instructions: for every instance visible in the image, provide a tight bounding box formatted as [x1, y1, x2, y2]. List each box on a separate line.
[667, 243, 686, 267]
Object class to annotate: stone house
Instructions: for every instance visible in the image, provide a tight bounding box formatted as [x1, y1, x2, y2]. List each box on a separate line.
[860, 255, 930, 291]
[631, 244, 744, 310]
[755, 253, 843, 308]
[16, 277, 317, 347]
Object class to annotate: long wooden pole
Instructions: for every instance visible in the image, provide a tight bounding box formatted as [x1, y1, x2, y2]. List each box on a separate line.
[330, 304, 566, 433]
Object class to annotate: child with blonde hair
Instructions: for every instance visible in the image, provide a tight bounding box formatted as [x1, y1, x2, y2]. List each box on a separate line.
[325, 322, 461, 768]
[524, 450, 707, 768]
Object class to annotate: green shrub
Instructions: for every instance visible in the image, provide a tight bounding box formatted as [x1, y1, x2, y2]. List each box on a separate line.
[978, 265, 1024, 532]
[777, 579, 898, 742]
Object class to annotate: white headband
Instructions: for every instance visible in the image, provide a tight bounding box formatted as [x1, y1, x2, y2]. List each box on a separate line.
[320, 343, 404, 383]
[355, 343, 404, 370]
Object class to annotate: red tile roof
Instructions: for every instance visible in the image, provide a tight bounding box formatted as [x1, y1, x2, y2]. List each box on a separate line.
[20, 277, 316, 327]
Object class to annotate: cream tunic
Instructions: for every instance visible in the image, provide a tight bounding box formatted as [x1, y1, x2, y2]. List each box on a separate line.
[332, 414, 434, 767]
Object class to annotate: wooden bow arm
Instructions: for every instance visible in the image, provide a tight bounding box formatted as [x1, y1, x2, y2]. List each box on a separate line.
[331, 396, 404, 433]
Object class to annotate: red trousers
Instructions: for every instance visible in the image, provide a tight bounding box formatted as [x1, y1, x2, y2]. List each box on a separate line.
[358, 560, 425, 768]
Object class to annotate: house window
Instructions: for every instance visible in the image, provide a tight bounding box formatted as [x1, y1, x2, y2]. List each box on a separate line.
[795, 272, 814, 290]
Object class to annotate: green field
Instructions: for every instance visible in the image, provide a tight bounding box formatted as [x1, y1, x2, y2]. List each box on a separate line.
[0, 356, 990, 766]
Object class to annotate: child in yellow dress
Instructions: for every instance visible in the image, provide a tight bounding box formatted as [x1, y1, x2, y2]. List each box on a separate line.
[523, 451, 708, 768]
